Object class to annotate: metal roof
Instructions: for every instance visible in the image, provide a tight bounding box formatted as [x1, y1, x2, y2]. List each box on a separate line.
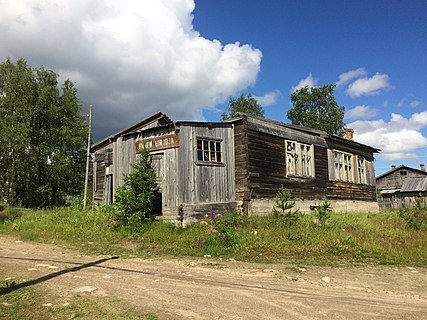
[401, 177, 427, 192]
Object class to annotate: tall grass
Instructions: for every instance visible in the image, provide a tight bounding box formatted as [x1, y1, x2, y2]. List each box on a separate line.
[0, 207, 426, 266]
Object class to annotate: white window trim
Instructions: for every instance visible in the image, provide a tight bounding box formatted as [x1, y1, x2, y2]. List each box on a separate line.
[333, 150, 353, 182]
[356, 156, 366, 184]
[285, 140, 315, 178]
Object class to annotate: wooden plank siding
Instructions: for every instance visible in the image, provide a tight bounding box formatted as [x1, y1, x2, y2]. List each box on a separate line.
[235, 115, 378, 204]
[177, 124, 235, 205]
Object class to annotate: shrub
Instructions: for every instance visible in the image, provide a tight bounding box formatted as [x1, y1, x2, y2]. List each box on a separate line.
[315, 198, 332, 227]
[399, 195, 427, 231]
[113, 148, 158, 229]
[272, 187, 301, 226]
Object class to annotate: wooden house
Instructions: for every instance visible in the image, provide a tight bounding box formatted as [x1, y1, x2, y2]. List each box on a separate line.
[92, 112, 380, 225]
[376, 164, 427, 208]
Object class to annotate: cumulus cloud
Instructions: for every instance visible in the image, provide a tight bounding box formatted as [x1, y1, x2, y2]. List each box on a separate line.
[336, 68, 367, 88]
[344, 105, 378, 121]
[291, 73, 318, 93]
[0, 0, 262, 140]
[253, 91, 280, 106]
[346, 73, 391, 97]
[349, 111, 427, 161]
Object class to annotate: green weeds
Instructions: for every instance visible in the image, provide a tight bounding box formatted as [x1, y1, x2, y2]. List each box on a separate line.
[0, 207, 426, 266]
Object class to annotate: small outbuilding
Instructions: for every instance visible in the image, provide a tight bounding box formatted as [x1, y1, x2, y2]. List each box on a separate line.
[92, 112, 380, 225]
[376, 164, 427, 208]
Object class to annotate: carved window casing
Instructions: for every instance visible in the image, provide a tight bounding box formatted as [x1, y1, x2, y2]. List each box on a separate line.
[333, 150, 368, 184]
[285, 140, 315, 178]
[334, 150, 353, 182]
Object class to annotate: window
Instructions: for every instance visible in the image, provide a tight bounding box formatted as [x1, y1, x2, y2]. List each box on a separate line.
[400, 170, 407, 176]
[334, 150, 353, 182]
[357, 156, 366, 184]
[286, 140, 314, 177]
[197, 138, 222, 163]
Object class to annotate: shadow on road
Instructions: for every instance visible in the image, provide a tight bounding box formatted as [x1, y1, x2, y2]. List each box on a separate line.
[0, 256, 118, 296]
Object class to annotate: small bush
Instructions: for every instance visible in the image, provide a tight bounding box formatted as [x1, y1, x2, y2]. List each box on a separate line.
[399, 208, 427, 231]
[113, 148, 158, 229]
[272, 187, 301, 226]
[202, 209, 242, 251]
[315, 198, 332, 227]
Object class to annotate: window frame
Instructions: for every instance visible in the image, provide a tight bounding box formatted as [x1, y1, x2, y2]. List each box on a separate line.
[356, 156, 366, 184]
[195, 137, 224, 166]
[285, 140, 315, 178]
[333, 150, 354, 182]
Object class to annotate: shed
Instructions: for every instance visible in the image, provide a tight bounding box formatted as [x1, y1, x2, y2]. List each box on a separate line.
[376, 164, 427, 208]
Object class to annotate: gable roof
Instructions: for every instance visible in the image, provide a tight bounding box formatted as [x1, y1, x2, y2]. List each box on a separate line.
[92, 112, 173, 151]
[376, 165, 427, 180]
[91, 111, 380, 155]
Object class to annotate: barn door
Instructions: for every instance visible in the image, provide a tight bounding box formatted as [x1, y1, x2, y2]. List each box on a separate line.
[151, 154, 164, 215]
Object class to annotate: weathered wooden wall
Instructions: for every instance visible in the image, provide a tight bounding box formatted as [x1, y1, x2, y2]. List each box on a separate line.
[377, 168, 427, 190]
[234, 116, 378, 206]
[177, 124, 235, 206]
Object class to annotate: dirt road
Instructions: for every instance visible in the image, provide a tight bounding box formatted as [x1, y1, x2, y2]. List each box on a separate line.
[0, 236, 426, 319]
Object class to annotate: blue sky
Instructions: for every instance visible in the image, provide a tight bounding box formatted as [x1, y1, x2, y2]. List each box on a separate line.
[194, 0, 427, 175]
[1, 0, 426, 175]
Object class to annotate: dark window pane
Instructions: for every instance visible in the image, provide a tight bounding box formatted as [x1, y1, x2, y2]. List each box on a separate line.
[216, 142, 221, 151]
[204, 151, 209, 161]
[197, 150, 203, 161]
[197, 140, 202, 150]
[203, 140, 208, 150]
[210, 152, 216, 161]
[217, 152, 221, 162]
[210, 141, 215, 151]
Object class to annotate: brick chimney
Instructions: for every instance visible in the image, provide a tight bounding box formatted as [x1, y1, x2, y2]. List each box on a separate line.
[421, 164, 426, 172]
[343, 128, 354, 140]
[391, 165, 396, 170]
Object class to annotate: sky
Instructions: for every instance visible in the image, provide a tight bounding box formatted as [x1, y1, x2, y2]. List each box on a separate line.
[0, 0, 426, 175]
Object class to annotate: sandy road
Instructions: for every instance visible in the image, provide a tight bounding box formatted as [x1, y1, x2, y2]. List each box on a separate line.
[0, 236, 426, 319]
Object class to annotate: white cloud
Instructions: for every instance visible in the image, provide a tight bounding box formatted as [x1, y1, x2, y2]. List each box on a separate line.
[336, 68, 367, 88]
[253, 91, 280, 106]
[410, 100, 421, 108]
[349, 111, 427, 161]
[0, 0, 262, 140]
[344, 105, 378, 121]
[346, 73, 391, 98]
[291, 73, 318, 93]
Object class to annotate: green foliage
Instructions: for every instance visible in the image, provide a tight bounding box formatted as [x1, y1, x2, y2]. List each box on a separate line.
[399, 195, 427, 231]
[212, 211, 242, 248]
[0, 58, 87, 208]
[113, 148, 158, 229]
[287, 84, 345, 135]
[272, 187, 301, 226]
[314, 198, 332, 227]
[221, 93, 265, 120]
[1, 207, 427, 266]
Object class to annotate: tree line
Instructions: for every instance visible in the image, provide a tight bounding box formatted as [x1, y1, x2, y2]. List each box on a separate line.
[0, 58, 88, 208]
[222, 84, 345, 135]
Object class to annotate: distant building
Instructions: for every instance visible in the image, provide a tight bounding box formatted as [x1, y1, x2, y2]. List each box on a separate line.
[376, 164, 427, 209]
[92, 112, 380, 225]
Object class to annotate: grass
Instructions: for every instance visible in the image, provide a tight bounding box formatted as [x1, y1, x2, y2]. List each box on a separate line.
[0, 206, 426, 266]
[0, 276, 158, 320]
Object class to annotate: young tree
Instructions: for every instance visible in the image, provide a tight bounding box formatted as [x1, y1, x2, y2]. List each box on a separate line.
[0, 58, 87, 207]
[113, 148, 158, 228]
[221, 93, 265, 120]
[287, 84, 345, 135]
